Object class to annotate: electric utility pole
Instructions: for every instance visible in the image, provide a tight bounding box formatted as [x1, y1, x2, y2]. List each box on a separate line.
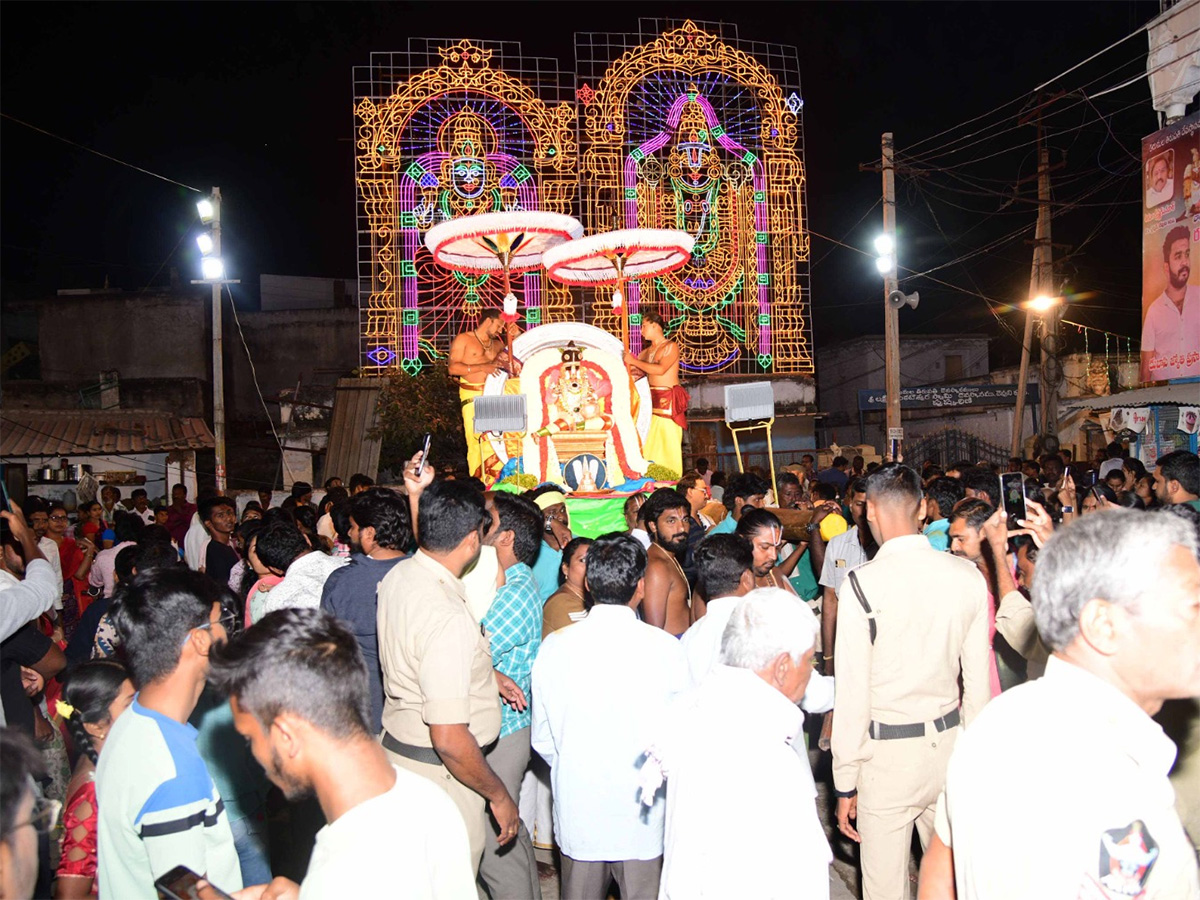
[1011, 100, 1064, 457]
[210, 188, 226, 493]
[882, 133, 901, 444]
[191, 187, 238, 494]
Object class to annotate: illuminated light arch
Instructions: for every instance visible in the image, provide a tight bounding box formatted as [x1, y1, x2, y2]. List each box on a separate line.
[355, 41, 578, 375]
[579, 21, 812, 374]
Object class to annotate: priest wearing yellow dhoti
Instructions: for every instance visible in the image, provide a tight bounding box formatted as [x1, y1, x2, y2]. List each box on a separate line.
[624, 310, 687, 477]
[448, 309, 518, 479]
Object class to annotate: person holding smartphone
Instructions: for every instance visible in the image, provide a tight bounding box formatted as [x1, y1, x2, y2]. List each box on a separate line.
[95, 569, 242, 898]
[0, 503, 60, 655]
[202, 608, 475, 900]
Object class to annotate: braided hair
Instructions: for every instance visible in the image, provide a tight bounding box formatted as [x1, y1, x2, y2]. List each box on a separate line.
[58, 660, 129, 764]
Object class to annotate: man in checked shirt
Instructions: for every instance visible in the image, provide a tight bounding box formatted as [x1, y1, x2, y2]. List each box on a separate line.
[479, 492, 546, 900]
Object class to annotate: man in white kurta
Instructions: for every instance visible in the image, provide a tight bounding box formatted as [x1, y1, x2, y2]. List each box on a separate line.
[643, 588, 832, 899]
[926, 509, 1200, 900]
[531, 534, 686, 900]
[680, 536, 835, 710]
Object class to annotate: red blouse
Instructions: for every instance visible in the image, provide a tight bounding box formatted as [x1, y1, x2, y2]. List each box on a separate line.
[57, 776, 98, 892]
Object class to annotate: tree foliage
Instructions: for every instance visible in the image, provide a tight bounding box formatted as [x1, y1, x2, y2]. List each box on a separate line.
[373, 367, 467, 475]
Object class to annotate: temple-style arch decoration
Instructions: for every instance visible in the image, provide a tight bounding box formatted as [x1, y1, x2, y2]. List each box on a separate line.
[354, 41, 578, 375]
[578, 20, 812, 374]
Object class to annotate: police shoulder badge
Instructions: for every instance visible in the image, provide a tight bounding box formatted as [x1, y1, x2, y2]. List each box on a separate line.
[1097, 820, 1159, 897]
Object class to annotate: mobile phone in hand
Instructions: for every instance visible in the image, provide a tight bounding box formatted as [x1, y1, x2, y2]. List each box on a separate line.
[154, 865, 234, 900]
[417, 433, 432, 475]
[999, 472, 1027, 530]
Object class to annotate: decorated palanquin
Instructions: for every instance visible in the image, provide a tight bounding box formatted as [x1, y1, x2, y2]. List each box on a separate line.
[475, 323, 652, 491]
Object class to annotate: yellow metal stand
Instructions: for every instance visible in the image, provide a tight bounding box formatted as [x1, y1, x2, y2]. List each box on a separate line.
[726, 417, 778, 503]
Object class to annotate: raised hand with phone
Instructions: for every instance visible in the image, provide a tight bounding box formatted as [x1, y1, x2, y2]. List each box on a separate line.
[403, 438, 435, 542]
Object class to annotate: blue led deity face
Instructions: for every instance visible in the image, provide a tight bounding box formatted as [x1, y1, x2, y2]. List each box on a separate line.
[452, 150, 486, 199]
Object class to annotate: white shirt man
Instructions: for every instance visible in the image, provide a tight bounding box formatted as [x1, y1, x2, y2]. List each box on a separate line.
[1141, 285, 1200, 380]
[643, 589, 832, 899]
[532, 553, 687, 899]
[680, 593, 835, 713]
[938, 657, 1198, 898]
[301, 765, 475, 900]
[928, 509, 1200, 899]
[0, 555, 59, 723]
[818, 525, 871, 596]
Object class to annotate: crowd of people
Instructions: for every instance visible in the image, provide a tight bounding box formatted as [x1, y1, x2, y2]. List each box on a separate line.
[0, 445, 1197, 899]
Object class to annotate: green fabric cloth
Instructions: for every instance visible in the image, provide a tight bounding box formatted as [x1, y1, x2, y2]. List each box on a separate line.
[491, 487, 634, 540]
[564, 496, 630, 539]
[788, 548, 820, 601]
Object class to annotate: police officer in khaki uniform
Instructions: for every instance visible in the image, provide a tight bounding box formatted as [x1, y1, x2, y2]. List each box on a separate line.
[377, 475, 519, 873]
[831, 464, 990, 900]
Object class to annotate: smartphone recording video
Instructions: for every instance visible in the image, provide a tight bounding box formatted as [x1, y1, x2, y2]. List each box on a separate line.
[999, 472, 1026, 531]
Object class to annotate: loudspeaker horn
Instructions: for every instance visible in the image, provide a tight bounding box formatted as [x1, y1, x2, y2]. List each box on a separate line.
[887, 289, 919, 310]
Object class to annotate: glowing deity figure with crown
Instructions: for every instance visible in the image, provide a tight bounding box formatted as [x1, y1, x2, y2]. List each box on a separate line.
[411, 110, 522, 229]
[624, 85, 769, 372]
[425, 112, 530, 480]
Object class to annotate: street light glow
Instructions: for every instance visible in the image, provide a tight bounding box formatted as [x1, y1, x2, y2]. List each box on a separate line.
[196, 233, 214, 255]
[201, 257, 225, 280]
[1028, 294, 1058, 313]
[874, 234, 894, 256]
[875, 255, 894, 275]
[196, 198, 215, 222]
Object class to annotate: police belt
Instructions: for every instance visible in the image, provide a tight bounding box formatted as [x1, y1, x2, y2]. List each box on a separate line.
[869, 708, 960, 741]
[381, 731, 444, 766]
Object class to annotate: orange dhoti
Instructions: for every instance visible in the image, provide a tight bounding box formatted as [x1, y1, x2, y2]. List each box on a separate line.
[460, 378, 524, 484]
[459, 382, 486, 479]
[644, 385, 688, 478]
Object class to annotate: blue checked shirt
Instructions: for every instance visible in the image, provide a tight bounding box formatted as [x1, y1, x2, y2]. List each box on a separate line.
[482, 562, 543, 738]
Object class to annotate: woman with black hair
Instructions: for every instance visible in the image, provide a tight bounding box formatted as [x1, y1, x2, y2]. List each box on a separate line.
[53, 660, 133, 898]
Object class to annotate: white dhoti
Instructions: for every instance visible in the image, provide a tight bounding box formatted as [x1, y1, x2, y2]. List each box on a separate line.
[518, 754, 555, 850]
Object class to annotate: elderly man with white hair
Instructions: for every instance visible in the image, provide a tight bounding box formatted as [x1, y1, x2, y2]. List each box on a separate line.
[919, 509, 1200, 899]
[641, 587, 832, 899]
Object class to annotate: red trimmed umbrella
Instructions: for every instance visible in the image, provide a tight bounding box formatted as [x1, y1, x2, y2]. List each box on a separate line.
[425, 211, 584, 363]
[541, 228, 694, 351]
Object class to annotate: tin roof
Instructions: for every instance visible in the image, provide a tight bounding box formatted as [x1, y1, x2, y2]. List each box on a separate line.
[1, 409, 215, 457]
[322, 378, 385, 482]
[1066, 381, 1200, 411]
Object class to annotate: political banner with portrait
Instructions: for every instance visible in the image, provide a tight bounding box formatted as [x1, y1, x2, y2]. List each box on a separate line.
[1141, 112, 1200, 382]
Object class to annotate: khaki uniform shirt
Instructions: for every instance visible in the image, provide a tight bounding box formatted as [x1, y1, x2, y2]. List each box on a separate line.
[831, 533, 990, 794]
[994, 589, 1049, 679]
[542, 587, 585, 639]
[377, 550, 501, 748]
[938, 656, 1199, 898]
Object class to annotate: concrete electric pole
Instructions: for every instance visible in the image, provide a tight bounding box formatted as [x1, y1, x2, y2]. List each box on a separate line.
[192, 187, 238, 494]
[882, 133, 902, 450]
[210, 188, 226, 493]
[1011, 106, 1061, 458]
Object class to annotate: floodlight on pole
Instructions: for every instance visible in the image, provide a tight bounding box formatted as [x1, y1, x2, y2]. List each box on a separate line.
[875, 255, 894, 275]
[873, 234, 894, 256]
[200, 257, 225, 281]
[187, 187, 240, 495]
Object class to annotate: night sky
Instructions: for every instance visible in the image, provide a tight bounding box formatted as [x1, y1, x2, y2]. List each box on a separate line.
[1, 1, 1160, 366]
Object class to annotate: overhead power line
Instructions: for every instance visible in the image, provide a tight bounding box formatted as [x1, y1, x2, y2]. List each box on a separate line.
[1, 112, 202, 192]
